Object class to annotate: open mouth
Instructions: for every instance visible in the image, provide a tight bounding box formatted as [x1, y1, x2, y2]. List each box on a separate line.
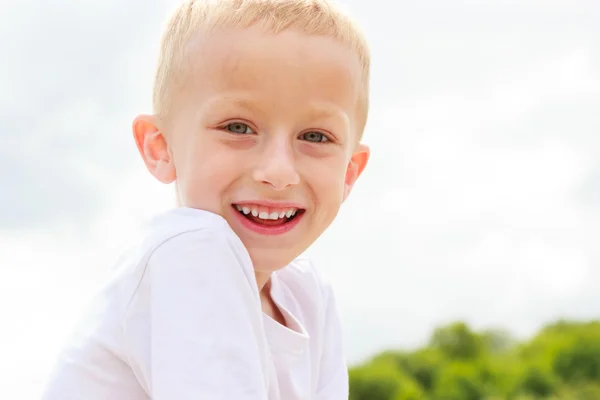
[232, 204, 305, 227]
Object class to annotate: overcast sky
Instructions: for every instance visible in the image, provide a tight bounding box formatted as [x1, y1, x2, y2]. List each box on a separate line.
[1, 0, 599, 398]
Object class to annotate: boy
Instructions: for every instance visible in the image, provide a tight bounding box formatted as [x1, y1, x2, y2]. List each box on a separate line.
[41, 0, 370, 398]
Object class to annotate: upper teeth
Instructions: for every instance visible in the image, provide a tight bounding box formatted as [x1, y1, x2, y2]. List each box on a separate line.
[235, 205, 298, 220]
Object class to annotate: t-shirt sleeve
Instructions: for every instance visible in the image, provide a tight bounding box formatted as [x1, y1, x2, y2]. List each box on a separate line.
[315, 284, 350, 399]
[125, 228, 272, 400]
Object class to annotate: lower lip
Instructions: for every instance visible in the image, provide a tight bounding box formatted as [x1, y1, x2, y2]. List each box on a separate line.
[232, 207, 304, 236]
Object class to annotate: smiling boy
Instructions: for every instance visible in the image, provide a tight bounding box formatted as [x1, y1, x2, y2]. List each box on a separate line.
[41, 0, 370, 399]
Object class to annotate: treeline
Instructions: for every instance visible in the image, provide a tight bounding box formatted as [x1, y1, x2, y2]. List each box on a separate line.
[348, 320, 600, 400]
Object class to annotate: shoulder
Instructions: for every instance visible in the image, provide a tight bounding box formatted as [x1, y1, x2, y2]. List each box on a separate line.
[140, 207, 232, 251]
[117, 207, 240, 272]
[103, 208, 249, 312]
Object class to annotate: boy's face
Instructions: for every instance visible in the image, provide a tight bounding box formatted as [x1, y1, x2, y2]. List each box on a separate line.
[135, 27, 369, 276]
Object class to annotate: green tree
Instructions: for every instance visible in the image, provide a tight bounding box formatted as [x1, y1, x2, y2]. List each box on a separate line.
[348, 319, 600, 400]
[349, 359, 426, 400]
[430, 322, 483, 360]
[516, 367, 556, 397]
[553, 337, 600, 383]
[480, 329, 515, 354]
[433, 361, 486, 400]
[555, 382, 600, 400]
[349, 364, 400, 400]
[373, 349, 443, 391]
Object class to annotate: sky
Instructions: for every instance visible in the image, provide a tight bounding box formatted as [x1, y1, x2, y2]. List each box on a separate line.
[1, 0, 599, 398]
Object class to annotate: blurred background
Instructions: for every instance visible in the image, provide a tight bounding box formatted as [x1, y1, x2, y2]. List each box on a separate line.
[1, 0, 598, 399]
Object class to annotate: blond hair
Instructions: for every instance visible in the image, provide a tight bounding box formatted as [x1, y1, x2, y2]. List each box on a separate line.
[153, 0, 371, 134]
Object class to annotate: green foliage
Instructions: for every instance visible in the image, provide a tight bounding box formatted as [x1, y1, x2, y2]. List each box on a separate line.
[349, 364, 401, 400]
[516, 367, 557, 397]
[430, 322, 483, 360]
[479, 329, 515, 354]
[372, 349, 443, 391]
[433, 361, 486, 400]
[553, 336, 600, 383]
[554, 382, 600, 400]
[349, 359, 425, 400]
[349, 320, 600, 400]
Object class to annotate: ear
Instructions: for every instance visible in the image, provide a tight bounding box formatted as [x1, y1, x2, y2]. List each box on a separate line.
[343, 143, 370, 201]
[132, 114, 176, 184]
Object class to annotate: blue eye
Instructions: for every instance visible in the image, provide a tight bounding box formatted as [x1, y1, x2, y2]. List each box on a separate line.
[225, 122, 255, 134]
[300, 131, 329, 143]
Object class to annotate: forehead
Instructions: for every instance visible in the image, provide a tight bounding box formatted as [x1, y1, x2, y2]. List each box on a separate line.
[179, 27, 363, 124]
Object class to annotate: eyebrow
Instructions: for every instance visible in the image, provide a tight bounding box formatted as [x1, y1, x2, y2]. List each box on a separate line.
[304, 101, 350, 124]
[203, 94, 350, 127]
[202, 95, 258, 112]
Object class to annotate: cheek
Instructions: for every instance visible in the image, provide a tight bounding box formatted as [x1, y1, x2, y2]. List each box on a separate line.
[308, 160, 347, 206]
[177, 143, 242, 207]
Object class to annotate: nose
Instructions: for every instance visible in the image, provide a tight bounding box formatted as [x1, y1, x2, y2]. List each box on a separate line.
[252, 137, 300, 191]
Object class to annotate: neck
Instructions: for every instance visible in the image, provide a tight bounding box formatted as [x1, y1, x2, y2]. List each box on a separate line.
[255, 271, 272, 295]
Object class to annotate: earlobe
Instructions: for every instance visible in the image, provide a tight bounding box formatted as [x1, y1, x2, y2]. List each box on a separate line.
[132, 114, 176, 184]
[343, 143, 370, 201]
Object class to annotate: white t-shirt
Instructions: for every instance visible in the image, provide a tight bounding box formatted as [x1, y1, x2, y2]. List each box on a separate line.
[40, 207, 349, 400]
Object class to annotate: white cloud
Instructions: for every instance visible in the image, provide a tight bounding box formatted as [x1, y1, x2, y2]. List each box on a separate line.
[0, 167, 173, 399]
[305, 46, 600, 363]
[0, 233, 100, 399]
